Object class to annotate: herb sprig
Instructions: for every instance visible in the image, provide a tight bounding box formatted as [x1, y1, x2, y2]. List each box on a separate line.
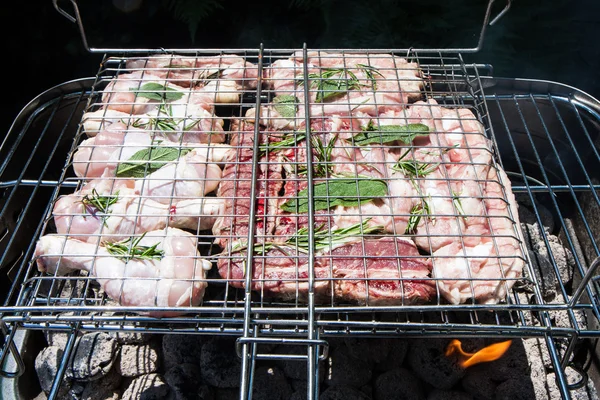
[130, 83, 184, 102]
[352, 121, 430, 146]
[259, 132, 307, 156]
[233, 219, 383, 256]
[81, 189, 119, 216]
[105, 233, 164, 262]
[406, 201, 431, 234]
[392, 149, 439, 192]
[280, 177, 388, 213]
[298, 68, 361, 102]
[298, 134, 338, 177]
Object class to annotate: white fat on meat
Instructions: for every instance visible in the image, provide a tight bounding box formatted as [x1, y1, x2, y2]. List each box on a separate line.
[431, 167, 524, 304]
[34, 228, 213, 316]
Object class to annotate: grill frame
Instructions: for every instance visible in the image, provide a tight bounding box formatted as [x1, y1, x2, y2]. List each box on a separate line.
[0, 50, 597, 400]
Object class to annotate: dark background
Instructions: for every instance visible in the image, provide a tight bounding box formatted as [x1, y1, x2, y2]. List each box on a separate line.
[2, 0, 599, 138]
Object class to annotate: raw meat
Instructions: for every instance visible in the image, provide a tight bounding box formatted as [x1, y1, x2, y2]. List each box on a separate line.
[53, 178, 224, 243]
[35, 228, 212, 317]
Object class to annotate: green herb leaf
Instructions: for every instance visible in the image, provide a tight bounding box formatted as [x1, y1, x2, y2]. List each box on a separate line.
[273, 95, 299, 118]
[115, 147, 192, 178]
[130, 83, 184, 102]
[259, 132, 307, 156]
[232, 219, 384, 258]
[280, 178, 387, 213]
[298, 68, 361, 102]
[405, 200, 430, 234]
[105, 232, 164, 261]
[352, 122, 429, 146]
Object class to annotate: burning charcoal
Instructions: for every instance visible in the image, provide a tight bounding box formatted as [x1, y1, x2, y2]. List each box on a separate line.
[521, 222, 570, 300]
[213, 388, 238, 400]
[460, 366, 498, 400]
[374, 338, 409, 372]
[80, 367, 122, 400]
[344, 338, 391, 365]
[164, 363, 214, 400]
[325, 342, 372, 388]
[320, 386, 372, 400]
[483, 340, 529, 381]
[251, 366, 293, 400]
[520, 340, 550, 400]
[407, 339, 467, 390]
[494, 378, 537, 400]
[322, 386, 371, 400]
[34, 346, 70, 394]
[112, 331, 152, 345]
[290, 392, 306, 400]
[162, 334, 204, 371]
[66, 333, 118, 381]
[200, 338, 241, 388]
[117, 344, 160, 378]
[275, 345, 325, 382]
[43, 331, 71, 348]
[515, 194, 555, 232]
[373, 368, 425, 400]
[121, 373, 170, 400]
[426, 389, 473, 400]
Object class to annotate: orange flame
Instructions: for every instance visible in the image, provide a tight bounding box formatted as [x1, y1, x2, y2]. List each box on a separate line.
[445, 339, 512, 368]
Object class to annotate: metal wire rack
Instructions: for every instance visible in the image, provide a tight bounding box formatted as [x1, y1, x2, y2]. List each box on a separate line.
[0, 51, 597, 392]
[0, 7, 598, 400]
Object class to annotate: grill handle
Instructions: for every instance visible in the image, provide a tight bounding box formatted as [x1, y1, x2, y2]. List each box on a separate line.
[52, 0, 511, 54]
[0, 321, 25, 379]
[235, 337, 329, 361]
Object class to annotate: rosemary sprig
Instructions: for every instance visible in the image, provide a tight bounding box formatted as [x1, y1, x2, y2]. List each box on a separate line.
[405, 200, 430, 234]
[130, 103, 201, 133]
[292, 219, 383, 253]
[392, 149, 439, 178]
[81, 189, 119, 215]
[81, 189, 120, 227]
[298, 68, 361, 102]
[259, 132, 307, 156]
[105, 233, 164, 262]
[233, 219, 383, 256]
[356, 64, 384, 89]
[298, 133, 338, 177]
[452, 191, 468, 220]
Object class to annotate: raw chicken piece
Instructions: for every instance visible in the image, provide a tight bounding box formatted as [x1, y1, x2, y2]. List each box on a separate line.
[99, 71, 216, 114]
[35, 228, 213, 316]
[133, 147, 226, 203]
[125, 55, 259, 100]
[256, 51, 423, 127]
[53, 179, 224, 243]
[81, 105, 224, 143]
[431, 167, 524, 304]
[73, 128, 229, 193]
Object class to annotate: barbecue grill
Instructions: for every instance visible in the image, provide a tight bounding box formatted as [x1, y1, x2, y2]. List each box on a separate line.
[1, 1, 599, 399]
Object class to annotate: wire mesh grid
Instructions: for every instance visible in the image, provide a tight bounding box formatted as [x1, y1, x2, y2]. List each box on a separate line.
[0, 49, 597, 338]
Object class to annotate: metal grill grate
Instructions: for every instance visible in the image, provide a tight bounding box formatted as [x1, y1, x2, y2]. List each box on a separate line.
[0, 49, 598, 400]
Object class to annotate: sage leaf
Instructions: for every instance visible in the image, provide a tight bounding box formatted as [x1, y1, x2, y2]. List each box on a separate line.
[280, 178, 387, 213]
[273, 95, 299, 118]
[352, 122, 429, 146]
[130, 83, 184, 102]
[115, 147, 192, 178]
